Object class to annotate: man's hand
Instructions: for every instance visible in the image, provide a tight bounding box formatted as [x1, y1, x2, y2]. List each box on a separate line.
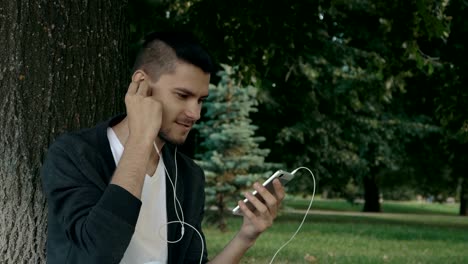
[237, 179, 285, 244]
[125, 72, 162, 143]
[208, 179, 285, 263]
[109, 73, 163, 199]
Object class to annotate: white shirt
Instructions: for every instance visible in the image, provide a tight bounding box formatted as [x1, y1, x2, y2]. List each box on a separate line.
[107, 127, 168, 264]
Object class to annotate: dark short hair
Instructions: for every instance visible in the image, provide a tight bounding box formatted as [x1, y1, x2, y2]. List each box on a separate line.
[132, 32, 213, 81]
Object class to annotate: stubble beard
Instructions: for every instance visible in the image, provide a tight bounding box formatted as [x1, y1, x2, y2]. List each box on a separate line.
[158, 130, 186, 146]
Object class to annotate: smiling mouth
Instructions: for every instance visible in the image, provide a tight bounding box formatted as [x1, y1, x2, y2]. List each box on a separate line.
[176, 122, 192, 128]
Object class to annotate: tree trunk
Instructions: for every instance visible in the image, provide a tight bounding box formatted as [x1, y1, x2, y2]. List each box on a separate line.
[363, 174, 381, 212]
[0, 1, 128, 263]
[216, 193, 227, 232]
[460, 178, 468, 216]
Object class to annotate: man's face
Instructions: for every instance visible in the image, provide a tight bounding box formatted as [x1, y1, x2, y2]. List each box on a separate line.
[147, 61, 210, 145]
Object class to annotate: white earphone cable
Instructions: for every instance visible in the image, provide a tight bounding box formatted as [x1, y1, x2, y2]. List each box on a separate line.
[154, 142, 204, 264]
[268, 166, 316, 264]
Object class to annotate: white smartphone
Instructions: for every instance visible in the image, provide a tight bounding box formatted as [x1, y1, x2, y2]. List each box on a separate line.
[232, 170, 295, 216]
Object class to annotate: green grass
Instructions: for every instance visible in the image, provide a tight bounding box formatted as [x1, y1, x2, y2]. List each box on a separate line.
[203, 198, 468, 263]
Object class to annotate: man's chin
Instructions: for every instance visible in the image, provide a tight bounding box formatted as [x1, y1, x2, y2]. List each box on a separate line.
[158, 132, 186, 146]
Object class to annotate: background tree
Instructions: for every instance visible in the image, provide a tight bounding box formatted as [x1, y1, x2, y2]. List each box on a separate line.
[0, 1, 128, 262]
[195, 65, 280, 231]
[129, 0, 465, 215]
[166, 0, 450, 212]
[435, 0, 468, 215]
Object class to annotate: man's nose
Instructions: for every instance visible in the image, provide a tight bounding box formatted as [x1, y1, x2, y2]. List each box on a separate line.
[185, 101, 201, 121]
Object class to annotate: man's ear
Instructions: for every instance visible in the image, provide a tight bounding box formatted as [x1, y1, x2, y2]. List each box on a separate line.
[131, 70, 146, 82]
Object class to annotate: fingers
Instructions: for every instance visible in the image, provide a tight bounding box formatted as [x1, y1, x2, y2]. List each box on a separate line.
[237, 180, 287, 239]
[244, 188, 269, 215]
[136, 78, 150, 96]
[127, 79, 140, 95]
[255, 182, 278, 214]
[127, 72, 151, 96]
[243, 180, 284, 217]
[272, 179, 285, 202]
[127, 72, 143, 95]
[240, 186, 276, 234]
[238, 200, 256, 219]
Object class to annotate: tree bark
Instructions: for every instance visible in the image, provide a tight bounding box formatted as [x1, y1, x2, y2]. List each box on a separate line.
[0, 1, 128, 263]
[363, 174, 381, 212]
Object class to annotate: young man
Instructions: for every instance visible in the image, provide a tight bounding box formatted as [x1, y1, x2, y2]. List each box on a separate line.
[41, 32, 285, 264]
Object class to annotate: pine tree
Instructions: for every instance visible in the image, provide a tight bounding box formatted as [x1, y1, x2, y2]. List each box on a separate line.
[195, 65, 280, 231]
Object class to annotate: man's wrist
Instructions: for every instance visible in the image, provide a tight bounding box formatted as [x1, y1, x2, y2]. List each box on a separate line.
[126, 134, 155, 150]
[235, 229, 259, 249]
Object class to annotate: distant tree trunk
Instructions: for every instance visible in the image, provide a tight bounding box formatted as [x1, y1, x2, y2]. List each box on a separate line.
[460, 178, 468, 216]
[0, 1, 128, 263]
[363, 169, 381, 212]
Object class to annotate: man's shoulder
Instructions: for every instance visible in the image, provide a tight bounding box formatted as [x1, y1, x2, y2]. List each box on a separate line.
[48, 114, 125, 154]
[50, 124, 102, 153]
[42, 115, 124, 185]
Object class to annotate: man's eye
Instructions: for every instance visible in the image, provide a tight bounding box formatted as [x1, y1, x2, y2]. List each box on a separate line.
[177, 93, 188, 99]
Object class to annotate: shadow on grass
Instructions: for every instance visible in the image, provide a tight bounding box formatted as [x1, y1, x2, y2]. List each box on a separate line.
[382, 203, 458, 215]
[270, 211, 468, 243]
[277, 211, 468, 229]
[285, 199, 459, 216]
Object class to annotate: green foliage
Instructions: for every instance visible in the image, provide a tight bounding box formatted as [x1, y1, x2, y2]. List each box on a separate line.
[434, 0, 468, 142]
[128, 0, 466, 213]
[195, 65, 281, 229]
[163, 0, 452, 203]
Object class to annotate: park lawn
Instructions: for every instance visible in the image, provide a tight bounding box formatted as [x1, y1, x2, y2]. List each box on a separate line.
[284, 197, 460, 215]
[203, 199, 468, 263]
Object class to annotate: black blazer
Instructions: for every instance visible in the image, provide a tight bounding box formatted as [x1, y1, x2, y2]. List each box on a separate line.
[42, 114, 208, 264]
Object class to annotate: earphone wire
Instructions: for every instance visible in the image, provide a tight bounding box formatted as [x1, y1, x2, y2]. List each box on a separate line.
[268, 166, 316, 264]
[154, 142, 204, 264]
